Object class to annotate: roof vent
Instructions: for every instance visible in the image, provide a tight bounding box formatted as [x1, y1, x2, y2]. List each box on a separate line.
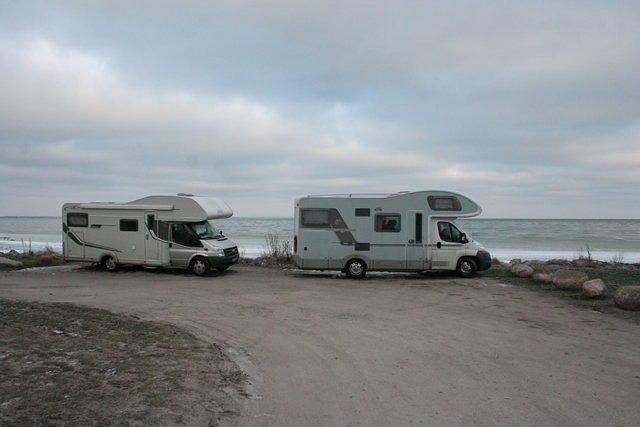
[177, 192, 194, 197]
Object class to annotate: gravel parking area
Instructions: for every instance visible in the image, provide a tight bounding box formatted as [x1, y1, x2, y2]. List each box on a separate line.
[1, 265, 639, 425]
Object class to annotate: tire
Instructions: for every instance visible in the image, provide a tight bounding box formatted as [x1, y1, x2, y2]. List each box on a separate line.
[345, 259, 367, 279]
[456, 257, 477, 278]
[102, 255, 118, 272]
[190, 257, 210, 276]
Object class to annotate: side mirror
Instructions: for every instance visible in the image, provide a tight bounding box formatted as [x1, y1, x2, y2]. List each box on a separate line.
[460, 233, 468, 244]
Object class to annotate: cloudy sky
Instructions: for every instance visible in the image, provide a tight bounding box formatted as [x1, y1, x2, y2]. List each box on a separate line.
[1, 1, 638, 218]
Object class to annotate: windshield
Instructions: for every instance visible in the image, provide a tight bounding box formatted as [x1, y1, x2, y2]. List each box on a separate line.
[189, 221, 221, 240]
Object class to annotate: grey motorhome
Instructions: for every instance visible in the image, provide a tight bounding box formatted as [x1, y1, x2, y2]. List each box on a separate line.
[294, 190, 491, 278]
[62, 194, 239, 276]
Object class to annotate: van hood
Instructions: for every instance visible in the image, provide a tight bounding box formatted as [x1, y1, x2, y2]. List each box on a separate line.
[201, 238, 237, 250]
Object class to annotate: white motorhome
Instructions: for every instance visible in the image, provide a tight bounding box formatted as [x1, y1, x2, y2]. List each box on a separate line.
[62, 194, 239, 276]
[294, 190, 491, 278]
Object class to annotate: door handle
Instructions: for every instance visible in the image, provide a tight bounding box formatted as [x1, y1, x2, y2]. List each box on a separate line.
[437, 242, 442, 249]
[169, 243, 173, 248]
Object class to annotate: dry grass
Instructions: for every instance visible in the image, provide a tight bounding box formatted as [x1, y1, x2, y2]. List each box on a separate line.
[0, 299, 245, 425]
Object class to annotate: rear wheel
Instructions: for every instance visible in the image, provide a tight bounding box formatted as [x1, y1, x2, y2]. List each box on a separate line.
[102, 255, 118, 272]
[190, 257, 210, 276]
[345, 259, 367, 279]
[456, 257, 477, 278]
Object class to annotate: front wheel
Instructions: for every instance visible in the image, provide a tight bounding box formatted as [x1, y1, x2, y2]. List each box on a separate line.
[190, 257, 210, 276]
[102, 255, 118, 272]
[345, 259, 367, 279]
[456, 257, 477, 278]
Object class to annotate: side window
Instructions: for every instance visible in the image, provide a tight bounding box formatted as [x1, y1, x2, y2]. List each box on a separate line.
[355, 208, 370, 217]
[450, 223, 463, 242]
[170, 224, 202, 247]
[301, 209, 330, 227]
[67, 213, 88, 227]
[375, 214, 401, 232]
[415, 213, 422, 243]
[438, 222, 464, 243]
[157, 221, 169, 240]
[119, 219, 138, 232]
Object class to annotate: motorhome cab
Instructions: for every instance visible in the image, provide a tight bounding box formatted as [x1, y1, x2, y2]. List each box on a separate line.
[294, 190, 491, 279]
[62, 194, 239, 276]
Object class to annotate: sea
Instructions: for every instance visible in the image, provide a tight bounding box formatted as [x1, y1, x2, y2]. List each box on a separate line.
[1, 217, 638, 263]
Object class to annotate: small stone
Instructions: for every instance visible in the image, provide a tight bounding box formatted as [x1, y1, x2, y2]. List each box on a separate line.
[552, 270, 589, 290]
[582, 279, 606, 298]
[613, 286, 640, 311]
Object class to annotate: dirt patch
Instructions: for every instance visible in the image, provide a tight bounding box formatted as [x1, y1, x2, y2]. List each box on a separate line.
[0, 298, 246, 425]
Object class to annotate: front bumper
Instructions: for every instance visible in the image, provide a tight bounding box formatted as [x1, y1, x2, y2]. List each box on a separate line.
[476, 250, 492, 271]
[207, 254, 239, 267]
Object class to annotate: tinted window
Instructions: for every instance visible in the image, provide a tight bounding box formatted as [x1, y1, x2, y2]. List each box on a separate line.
[67, 213, 88, 227]
[119, 219, 138, 232]
[438, 222, 464, 243]
[170, 223, 202, 247]
[301, 209, 330, 227]
[375, 214, 401, 232]
[355, 208, 370, 217]
[428, 196, 461, 211]
[157, 221, 170, 240]
[415, 213, 422, 243]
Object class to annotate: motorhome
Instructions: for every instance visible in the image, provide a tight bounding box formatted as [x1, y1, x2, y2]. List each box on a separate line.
[293, 190, 491, 278]
[62, 194, 239, 276]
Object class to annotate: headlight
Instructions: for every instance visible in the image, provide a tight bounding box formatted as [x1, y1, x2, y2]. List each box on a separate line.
[210, 247, 225, 257]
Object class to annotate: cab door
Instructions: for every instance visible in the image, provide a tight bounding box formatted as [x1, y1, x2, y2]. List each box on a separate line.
[406, 210, 425, 270]
[431, 220, 466, 270]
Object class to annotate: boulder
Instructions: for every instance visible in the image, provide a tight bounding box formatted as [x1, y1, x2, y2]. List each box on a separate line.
[582, 279, 606, 298]
[613, 286, 640, 311]
[532, 272, 552, 284]
[552, 269, 589, 290]
[510, 263, 534, 278]
[0, 256, 23, 267]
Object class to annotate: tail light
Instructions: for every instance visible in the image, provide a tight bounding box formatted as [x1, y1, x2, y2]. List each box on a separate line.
[293, 235, 298, 253]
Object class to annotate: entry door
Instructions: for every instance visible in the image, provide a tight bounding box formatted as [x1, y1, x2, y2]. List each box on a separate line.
[406, 210, 425, 270]
[300, 229, 329, 269]
[66, 231, 85, 258]
[144, 211, 159, 261]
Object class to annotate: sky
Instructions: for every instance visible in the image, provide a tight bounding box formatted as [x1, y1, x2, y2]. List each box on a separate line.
[0, 0, 639, 218]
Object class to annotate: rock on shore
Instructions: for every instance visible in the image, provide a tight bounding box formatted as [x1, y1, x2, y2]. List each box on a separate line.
[582, 279, 606, 298]
[552, 269, 589, 290]
[510, 263, 534, 278]
[0, 256, 23, 267]
[613, 286, 640, 310]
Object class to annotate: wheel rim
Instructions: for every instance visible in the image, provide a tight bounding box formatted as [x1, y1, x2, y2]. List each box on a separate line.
[460, 261, 472, 273]
[349, 262, 363, 276]
[105, 257, 116, 270]
[193, 260, 207, 275]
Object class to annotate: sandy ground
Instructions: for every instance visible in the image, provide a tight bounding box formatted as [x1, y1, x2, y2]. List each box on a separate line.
[1, 265, 639, 426]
